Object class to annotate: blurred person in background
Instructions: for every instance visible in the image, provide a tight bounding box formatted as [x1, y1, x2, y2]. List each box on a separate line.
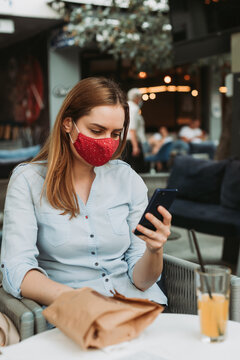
[124, 88, 149, 173]
[178, 118, 216, 159]
[148, 126, 173, 155]
[179, 118, 206, 144]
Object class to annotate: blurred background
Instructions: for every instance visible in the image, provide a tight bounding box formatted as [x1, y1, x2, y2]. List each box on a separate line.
[0, 0, 240, 162]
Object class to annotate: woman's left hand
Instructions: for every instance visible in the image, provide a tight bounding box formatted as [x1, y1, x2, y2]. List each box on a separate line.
[134, 206, 172, 254]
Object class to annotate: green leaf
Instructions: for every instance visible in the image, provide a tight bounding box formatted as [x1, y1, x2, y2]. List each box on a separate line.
[52, 0, 173, 72]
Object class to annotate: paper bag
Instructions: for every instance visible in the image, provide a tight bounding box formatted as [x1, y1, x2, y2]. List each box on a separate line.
[42, 287, 164, 349]
[0, 313, 20, 346]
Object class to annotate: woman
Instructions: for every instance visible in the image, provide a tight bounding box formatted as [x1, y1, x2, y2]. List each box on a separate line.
[1, 77, 171, 307]
[148, 126, 173, 155]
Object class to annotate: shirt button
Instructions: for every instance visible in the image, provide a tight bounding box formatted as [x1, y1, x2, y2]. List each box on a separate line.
[102, 273, 106, 277]
[91, 251, 95, 255]
[90, 234, 94, 238]
[105, 278, 109, 282]
[85, 215, 88, 219]
[95, 262, 99, 266]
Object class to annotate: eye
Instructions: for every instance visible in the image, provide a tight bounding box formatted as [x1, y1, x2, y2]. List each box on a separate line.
[112, 132, 121, 139]
[91, 129, 102, 135]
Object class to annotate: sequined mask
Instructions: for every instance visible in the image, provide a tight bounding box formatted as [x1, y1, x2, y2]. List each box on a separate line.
[69, 121, 119, 167]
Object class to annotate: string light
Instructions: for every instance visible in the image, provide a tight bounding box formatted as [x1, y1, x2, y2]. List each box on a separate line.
[138, 71, 147, 79]
[219, 86, 227, 93]
[177, 86, 191, 92]
[167, 86, 177, 92]
[139, 85, 191, 93]
[164, 75, 172, 84]
[139, 87, 148, 94]
[191, 90, 198, 97]
[139, 86, 166, 93]
[142, 94, 149, 101]
[149, 86, 166, 93]
[149, 93, 156, 99]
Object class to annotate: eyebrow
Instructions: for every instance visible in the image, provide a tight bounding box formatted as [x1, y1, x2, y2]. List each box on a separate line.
[89, 123, 123, 131]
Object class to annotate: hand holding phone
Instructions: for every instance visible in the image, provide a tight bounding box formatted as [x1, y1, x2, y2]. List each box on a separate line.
[134, 188, 178, 236]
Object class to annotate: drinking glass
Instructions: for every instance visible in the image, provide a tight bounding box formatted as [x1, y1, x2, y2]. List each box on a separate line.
[195, 265, 231, 342]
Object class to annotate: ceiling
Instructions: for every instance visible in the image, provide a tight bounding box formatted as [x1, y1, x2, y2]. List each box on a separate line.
[0, 15, 64, 49]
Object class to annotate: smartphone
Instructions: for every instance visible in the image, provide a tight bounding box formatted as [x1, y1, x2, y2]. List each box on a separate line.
[134, 188, 178, 236]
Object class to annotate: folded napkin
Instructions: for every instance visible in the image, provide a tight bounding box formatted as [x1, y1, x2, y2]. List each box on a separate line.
[42, 287, 164, 350]
[0, 312, 20, 346]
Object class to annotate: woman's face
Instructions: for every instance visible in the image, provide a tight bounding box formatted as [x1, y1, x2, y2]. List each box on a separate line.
[69, 104, 125, 165]
[73, 105, 125, 141]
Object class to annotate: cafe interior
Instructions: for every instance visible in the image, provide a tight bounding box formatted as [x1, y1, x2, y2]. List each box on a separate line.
[0, 0, 240, 358]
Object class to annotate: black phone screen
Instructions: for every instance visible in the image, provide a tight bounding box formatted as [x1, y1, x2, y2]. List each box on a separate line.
[134, 188, 178, 236]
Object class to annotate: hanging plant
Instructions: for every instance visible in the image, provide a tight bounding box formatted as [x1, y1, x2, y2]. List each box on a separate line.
[51, 0, 173, 74]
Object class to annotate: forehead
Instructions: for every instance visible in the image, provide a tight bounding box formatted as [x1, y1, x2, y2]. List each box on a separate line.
[80, 105, 125, 128]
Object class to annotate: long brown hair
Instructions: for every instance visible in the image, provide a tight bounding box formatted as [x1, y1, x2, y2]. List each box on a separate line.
[33, 77, 129, 218]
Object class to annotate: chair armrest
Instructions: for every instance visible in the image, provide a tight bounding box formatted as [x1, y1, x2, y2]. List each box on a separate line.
[0, 288, 34, 340]
[230, 276, 240, 322]
[21, 298, 47, 333]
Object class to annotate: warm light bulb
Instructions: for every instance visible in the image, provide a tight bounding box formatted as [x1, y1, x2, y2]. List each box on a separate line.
[149, 93, 156, 100]
[142, 94, 149, 101]
[184, 74, 190, 81]
[138, 71, 147, 79]
[191, 89, 198, 97]
[219, 86, 227, 93]
[164, 75, 172, 84]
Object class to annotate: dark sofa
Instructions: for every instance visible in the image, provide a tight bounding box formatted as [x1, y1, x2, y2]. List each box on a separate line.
[167, 155, 240, 276]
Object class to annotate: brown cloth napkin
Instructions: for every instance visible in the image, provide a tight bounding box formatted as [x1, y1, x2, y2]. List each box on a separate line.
[42, 287, 164, 350]
[0, 313, 20, 346]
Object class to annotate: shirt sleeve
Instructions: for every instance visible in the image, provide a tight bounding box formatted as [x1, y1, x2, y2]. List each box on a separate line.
[124, 170, 148, 282]
[0, 165, 48, 299]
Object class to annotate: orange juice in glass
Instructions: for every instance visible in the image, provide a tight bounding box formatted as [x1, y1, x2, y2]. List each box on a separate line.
[195, 266, 231, 342]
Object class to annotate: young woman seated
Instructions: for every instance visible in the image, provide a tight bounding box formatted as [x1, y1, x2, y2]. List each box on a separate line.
[1, 77, 171, 307]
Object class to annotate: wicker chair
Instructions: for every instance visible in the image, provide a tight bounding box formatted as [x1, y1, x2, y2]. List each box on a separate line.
[1, 254, 240, 341]
[161, 254, 240, 322]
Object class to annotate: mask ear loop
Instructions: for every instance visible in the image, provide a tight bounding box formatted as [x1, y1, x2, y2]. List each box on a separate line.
[68, 121, 79, 143]
[69, 133, 74, 143]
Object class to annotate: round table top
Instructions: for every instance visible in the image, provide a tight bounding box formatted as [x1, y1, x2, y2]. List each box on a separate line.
[2, 313, 240, 360]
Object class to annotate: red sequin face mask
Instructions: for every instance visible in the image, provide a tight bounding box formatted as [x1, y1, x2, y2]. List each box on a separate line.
[70, 122, 120, 167]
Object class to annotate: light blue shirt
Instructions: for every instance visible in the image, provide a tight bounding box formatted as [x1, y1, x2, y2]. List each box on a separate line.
[1, 160, 167, 304]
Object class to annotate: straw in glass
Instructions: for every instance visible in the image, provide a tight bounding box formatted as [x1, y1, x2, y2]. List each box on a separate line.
[190, 229, 224, 336]
[190, 229, 212, 299]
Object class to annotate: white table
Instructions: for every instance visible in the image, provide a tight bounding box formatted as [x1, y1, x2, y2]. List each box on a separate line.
[1, 314, 240, 360]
